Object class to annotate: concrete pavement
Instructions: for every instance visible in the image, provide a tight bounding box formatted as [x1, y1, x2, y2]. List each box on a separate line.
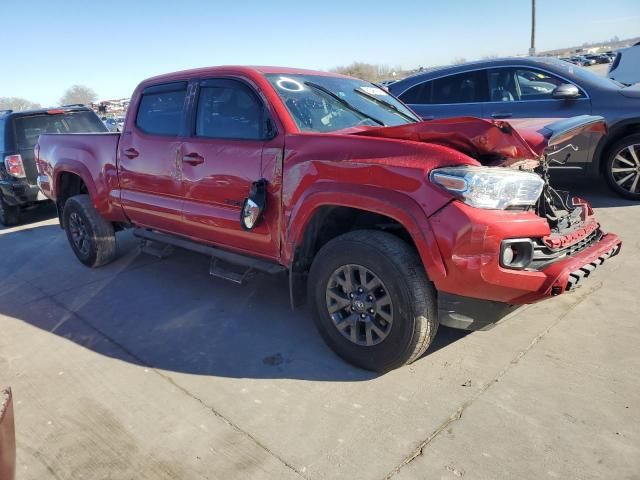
[0, 182, 638, 479]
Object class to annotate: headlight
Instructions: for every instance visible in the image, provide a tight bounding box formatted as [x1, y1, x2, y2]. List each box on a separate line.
[429, 165, 544, 210]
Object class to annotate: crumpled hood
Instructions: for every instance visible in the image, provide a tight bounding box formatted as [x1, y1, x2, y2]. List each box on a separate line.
[352, 116, 540, 160]
[351, 115, 606, 167]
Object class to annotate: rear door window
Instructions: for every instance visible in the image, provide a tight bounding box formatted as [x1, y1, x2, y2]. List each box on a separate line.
[136, 82, 188, 136]
[12, 111, 107, 149]
[431, 71, 488, 104]
[398, 81, 433, 104]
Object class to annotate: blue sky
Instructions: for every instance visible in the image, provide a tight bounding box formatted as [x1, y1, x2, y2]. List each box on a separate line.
[2, 0, 638, 105]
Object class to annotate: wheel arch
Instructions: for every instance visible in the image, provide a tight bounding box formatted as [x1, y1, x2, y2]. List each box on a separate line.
[284, 185, 447, 283]
[591, 118, 640, 177]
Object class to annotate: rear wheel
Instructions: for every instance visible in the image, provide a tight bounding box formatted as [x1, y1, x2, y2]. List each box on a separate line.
[604, 134, 640, 200]
[0, 194, 20, 227]
[62, 195, 116, 267]
[308, 230, 438, 372]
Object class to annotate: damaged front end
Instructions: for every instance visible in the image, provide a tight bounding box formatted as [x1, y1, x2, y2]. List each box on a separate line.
[373, 115, 621, 327]
[498, 115, 621, 289]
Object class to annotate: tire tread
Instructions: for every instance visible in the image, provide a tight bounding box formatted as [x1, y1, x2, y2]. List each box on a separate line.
[63, 195, 116, 267]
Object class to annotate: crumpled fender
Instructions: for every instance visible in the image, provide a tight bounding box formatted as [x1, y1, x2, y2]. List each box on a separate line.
[0, 388, 15, 480]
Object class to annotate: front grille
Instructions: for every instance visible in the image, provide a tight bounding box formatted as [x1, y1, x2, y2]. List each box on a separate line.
[531, 228, 603, 269]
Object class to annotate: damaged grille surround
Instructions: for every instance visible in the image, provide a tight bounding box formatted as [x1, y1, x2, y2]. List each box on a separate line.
[531, 227, 604, 270]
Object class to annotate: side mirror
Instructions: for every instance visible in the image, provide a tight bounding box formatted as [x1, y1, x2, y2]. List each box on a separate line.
[552, 84, 581, 99]
[240, 179, 267, 230]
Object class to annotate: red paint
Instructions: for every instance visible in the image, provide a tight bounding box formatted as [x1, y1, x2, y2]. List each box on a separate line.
[0, 388, 15, 480]
[36, 66, 621, 307]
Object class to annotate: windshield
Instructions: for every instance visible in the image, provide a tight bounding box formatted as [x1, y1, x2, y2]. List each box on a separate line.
[13, 111, 108, 149]
[266, 74, 420, 133]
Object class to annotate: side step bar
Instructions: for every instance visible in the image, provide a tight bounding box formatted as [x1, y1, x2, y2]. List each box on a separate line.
[133, 228, 286, 284]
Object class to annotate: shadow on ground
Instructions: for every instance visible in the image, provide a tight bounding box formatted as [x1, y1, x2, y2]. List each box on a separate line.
[0, 201, 57, 231]
[0, 222, 467, 382]
[1, 182, 631, 381]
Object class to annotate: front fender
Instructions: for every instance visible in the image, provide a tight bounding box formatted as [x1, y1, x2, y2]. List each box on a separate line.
[283, 182, 448, 284]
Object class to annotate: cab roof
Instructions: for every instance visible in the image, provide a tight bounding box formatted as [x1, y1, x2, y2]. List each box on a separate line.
[140, 65, 352, 86]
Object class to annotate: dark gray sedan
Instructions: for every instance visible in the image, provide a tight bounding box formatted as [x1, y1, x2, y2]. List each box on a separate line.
[389, 57, 640, 199]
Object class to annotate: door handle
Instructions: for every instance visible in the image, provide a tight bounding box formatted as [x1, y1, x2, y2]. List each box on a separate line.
[422, 115, 435, 121]
[491, 112, 513, 119]
[124, 148, 139, 159]
[182, 152, 205, 166]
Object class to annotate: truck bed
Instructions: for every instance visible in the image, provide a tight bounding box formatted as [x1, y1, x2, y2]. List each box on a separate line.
[36, 132, 120, 202]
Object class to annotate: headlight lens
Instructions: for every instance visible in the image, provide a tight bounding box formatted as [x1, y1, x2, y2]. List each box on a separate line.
[430, 166, 545, 210]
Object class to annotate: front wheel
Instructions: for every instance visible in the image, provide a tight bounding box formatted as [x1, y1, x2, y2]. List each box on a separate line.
[308, 230, 438, 372]
[604, 134, 640, 200]
[62, 195, 117, 267]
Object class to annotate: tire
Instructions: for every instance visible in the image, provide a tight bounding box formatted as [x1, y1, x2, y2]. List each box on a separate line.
[307, 230, 438, 372]
[604, 133, 640, 200]
[62, 195, 117, 267]
[0, 194, 20, 227]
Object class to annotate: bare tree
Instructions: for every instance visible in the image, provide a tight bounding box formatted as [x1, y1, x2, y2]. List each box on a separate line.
[0, 97, 41, 111]
[59, 85, 98, 106]
[330, 62, 396, 82]
[450, 57, 468, 65]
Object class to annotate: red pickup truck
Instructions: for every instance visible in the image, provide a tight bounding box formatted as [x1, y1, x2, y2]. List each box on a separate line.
[36, 66, 621, 371]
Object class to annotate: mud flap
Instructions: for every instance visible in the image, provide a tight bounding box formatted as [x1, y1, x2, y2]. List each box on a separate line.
[0, 388, 16, 480]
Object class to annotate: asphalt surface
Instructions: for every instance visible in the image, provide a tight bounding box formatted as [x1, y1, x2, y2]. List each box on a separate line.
[0, 179, 638, 480]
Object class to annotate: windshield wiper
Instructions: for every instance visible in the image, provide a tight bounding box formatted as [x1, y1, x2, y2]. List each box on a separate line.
[303, 81, 384, 126]
[354, 88, 418, 123]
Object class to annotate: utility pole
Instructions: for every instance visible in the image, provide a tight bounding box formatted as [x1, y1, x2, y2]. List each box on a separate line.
[529, 0, 536, 56]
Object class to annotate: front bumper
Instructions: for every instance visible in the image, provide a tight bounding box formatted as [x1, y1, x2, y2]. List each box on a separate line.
[428, 201, 622, 306]
[0, 179, 47, 206]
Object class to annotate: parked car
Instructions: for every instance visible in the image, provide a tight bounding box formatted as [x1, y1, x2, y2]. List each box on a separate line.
[102, 117, 119, 132]
[36, 66, 621, 371]
[389, 57, 640, 199]
[0, 105, 108, 225]
[0, 388, 15, 480]
[585, 54, 611, 64]
[609, 42, 640, 86]
[571, 56, 596, 66]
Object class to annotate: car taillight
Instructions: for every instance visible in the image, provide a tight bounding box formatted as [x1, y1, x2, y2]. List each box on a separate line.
[4, 154, 26, 178]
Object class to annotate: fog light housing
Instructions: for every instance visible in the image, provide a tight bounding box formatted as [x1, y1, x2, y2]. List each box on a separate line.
[500, 239, 534, 270]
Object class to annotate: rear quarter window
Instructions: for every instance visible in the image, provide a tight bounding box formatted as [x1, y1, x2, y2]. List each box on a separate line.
[398, 81, 433, 104]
